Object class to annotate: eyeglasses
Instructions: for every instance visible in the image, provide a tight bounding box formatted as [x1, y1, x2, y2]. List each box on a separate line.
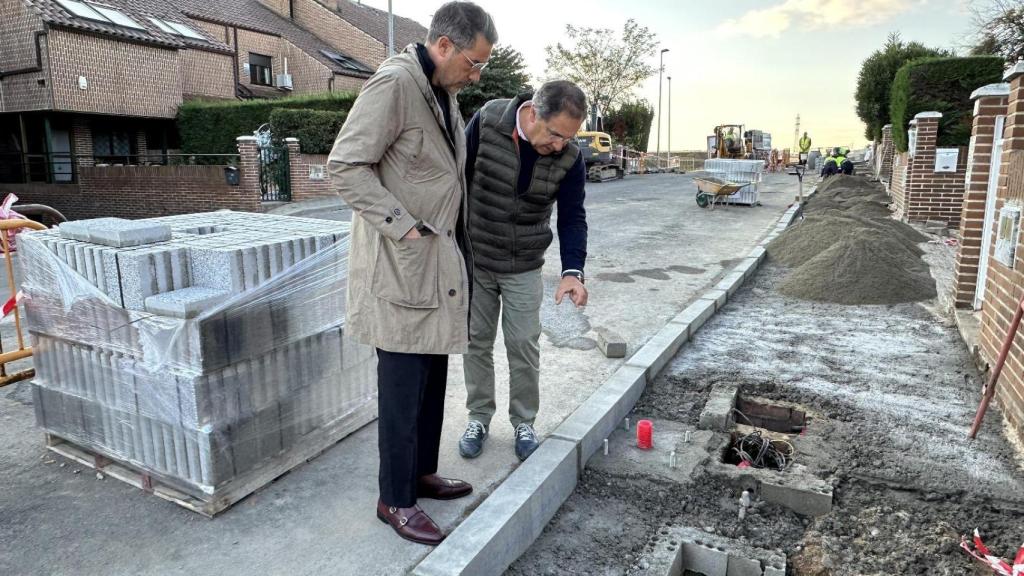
[546, 128, 574, 144]
[458, 48, 489, 72]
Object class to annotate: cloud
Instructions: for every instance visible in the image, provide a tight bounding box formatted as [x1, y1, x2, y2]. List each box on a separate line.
[715, 0, 921, 38]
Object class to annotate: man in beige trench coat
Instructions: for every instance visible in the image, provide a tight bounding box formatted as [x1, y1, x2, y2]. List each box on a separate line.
[328, 1, 495, 546]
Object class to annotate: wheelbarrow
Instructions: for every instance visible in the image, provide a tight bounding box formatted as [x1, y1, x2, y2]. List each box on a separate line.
[694, 177, 755, 209]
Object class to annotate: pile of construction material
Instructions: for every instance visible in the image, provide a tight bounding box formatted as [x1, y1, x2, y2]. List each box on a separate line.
[768, 175, 936, 305]
[702, 159, 764, 205]
[20, 211, 375, 512]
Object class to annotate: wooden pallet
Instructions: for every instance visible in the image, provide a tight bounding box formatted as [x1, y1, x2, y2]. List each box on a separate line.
[46, 402, 378, 517]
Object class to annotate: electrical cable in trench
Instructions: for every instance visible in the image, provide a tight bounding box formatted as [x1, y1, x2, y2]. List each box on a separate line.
[731, 408, 795, 471]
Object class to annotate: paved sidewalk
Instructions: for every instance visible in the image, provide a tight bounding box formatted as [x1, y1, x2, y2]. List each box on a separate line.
[0, 172, 805, 576]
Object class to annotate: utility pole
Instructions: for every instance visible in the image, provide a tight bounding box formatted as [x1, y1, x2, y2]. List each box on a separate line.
[387, 0, 395, 57]
[656, 48, 669, 171]
[667, 75, 671, 172]
[793, 114, 800, 155]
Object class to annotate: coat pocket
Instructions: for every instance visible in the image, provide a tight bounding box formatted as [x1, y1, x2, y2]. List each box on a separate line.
[371, 234, 440, 309]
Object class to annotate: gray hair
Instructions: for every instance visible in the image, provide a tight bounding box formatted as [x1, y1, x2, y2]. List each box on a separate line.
[533, 80, 588, 122]
[427, 2, 498, 49]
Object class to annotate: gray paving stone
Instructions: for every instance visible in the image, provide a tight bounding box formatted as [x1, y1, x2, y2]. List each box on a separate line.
[626, 320, 689, 382]
[595, 327, 627, 358]
[705, 289, 727, 310]
[716, 271, 746, 296]
[145, 287, 231, 319]
[673, 298, 715, 336]
[760, 474, 833, 517]
[87, 219, 173, 248]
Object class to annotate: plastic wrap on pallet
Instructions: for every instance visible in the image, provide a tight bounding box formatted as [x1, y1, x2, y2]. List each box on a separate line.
[702, 159, 764, 205]
[19, 212, 378, 494]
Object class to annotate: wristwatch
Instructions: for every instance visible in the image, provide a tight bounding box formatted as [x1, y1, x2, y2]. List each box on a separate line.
[414, 220, 433, 236]
[561, 270, 584, 284]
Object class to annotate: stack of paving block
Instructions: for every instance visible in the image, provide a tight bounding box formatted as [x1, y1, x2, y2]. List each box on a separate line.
[21, 211, 376, 497]
[703, 159, 764, 205]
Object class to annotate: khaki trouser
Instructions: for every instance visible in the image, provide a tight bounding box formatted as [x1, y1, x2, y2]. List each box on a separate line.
[463, 266, 543, 428]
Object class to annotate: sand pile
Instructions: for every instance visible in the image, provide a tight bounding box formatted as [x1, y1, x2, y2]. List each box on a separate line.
[768, 175, 936, 305]
[778, 228, 937, 305]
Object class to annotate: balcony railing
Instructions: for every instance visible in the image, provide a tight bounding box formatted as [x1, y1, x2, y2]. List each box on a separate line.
[0, 153, 241, 184]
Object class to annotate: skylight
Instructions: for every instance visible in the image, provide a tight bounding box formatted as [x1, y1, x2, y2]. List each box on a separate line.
[91, 5, 144, 29]
[319, 49, 372, 73]
[55, 0, 106, 21]
[148, 17, 206, 40]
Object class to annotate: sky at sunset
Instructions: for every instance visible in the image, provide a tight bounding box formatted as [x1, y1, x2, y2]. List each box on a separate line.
[358, 0, 979, 152]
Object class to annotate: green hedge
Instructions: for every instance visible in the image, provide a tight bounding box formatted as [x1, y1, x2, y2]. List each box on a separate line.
[177, 92, 357, 155]
[269, 108, 348, 154]
[890, 56, 1004, 152]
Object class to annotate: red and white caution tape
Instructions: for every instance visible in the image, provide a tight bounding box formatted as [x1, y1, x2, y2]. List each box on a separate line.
[2, 290, 23, 317]
[961, 529, 1024, 575]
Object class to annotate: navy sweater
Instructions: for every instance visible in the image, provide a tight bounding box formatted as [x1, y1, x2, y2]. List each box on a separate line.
[464, 111, 588, 275]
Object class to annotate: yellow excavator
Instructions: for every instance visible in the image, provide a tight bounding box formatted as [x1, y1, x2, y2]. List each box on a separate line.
[575, 130, 624, 182]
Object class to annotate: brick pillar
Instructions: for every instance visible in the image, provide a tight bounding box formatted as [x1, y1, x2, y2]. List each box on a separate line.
[953, 84, 1011, 309]
[879, 124, 894, 188]
[236, 136, 261, 199]
[978, 61, 1024, 445]
[901, 111, 968, 226]
[135, 128, 148, 165]
[71, 116, 93, 169]
[285, 137, 303, 201]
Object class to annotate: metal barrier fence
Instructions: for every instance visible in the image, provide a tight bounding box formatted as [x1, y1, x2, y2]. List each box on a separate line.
[0, 218, 49, 387]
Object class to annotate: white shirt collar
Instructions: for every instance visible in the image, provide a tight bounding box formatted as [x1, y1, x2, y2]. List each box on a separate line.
[515, 100, 532, 142]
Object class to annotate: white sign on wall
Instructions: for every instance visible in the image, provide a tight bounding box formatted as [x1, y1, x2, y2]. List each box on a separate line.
[934, 148, 959, 173]
[995, 204, 1021, 268]
[908, 128, 918, 157]
[309, 165, 326, 180]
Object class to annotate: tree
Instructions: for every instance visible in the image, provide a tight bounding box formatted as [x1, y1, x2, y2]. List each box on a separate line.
[854, 33, 949, 141]
[458, 45, 532, 120]
[604, 99, 654, 151]
[969, 0, 1024, 63]
[543, 19, 658, 116]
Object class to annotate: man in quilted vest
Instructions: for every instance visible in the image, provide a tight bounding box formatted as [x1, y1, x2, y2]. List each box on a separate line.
[458, 80, 590, 462]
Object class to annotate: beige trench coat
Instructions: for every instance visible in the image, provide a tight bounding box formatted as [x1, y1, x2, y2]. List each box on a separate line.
[328, 47, 470, 354]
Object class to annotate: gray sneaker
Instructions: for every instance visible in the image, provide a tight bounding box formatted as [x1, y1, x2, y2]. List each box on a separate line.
[514, 423, 540, 461]
[459, 420, 487, 459]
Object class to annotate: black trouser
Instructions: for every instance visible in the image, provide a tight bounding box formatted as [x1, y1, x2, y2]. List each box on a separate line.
[376, 349, 448, 507]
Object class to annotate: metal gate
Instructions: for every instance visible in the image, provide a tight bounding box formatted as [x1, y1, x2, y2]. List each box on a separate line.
[258, 140, 291, 202]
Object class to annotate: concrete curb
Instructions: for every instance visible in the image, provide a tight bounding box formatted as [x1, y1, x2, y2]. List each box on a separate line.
[412, 184, 819, 576]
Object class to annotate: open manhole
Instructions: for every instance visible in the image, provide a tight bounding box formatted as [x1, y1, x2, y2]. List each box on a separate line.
[720, 397, 808, 470]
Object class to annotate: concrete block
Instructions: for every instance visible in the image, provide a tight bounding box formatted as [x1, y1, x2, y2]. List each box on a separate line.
[760, 474, 833, 517]
[674, 298, 715, 336]
[548, 364, 647, 466]
[87, 220, 172, 248]
[145, 287, 231, 319]
[58, 218, 124, 242]
[749, 243, 765, 262]
[595, 327, 627, 358]
[704, 290, 727, 310]
[413, 438, 578, 576]
[736, 257, 760, 280]
[626, 320, 689, 381]
[699, 384, 738, 432]
[716, 271, 746, 297]
[117, 247, 190, 311]
[679, 540, 729, 576]
[190, 247, 245, 293]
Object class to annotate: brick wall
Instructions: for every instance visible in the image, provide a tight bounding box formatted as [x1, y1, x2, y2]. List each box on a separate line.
[47, 29, 183, 118]
[282, 42, 331, 93]
[978, 62, 1024, 445]
[180, 49, 236, 100]
[879, 124, 893, 185]
[71, 116, 93, 168]
[330, 73, 364, 92]
[953, 87, 1010, 309]
[194, 20, 231, 45]
[0, 0, 52, 113]
[235, 28, 283, 90]
[290, 0, 385, 69]
[893, 112, 969, 226]
[284, 139, 334, 202]
[0, 164, 262, 220]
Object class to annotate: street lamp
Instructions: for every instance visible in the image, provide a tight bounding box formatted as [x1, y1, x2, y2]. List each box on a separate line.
[667, 75, 671, 172]
[657, 48, 669, 171]
[387, 0, 395, 57]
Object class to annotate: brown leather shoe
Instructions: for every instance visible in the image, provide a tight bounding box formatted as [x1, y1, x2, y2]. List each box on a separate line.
[417, 474, 473, 500]
[376, 499, 446, 546]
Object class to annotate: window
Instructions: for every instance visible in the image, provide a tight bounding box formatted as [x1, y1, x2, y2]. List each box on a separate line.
[148, 17, 206, 40]
[55, 0, 107, 21]
[249, 53, 273, 86]
[93, 125, 136, 165]
[90, 5, 144, 29]
[319, 49, 372, 73]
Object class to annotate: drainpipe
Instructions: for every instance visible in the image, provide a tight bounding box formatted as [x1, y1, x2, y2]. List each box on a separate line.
[0, 31, 46, 79]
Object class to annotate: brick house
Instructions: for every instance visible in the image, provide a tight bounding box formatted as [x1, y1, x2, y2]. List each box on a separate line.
[0, 0, 386, 186]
